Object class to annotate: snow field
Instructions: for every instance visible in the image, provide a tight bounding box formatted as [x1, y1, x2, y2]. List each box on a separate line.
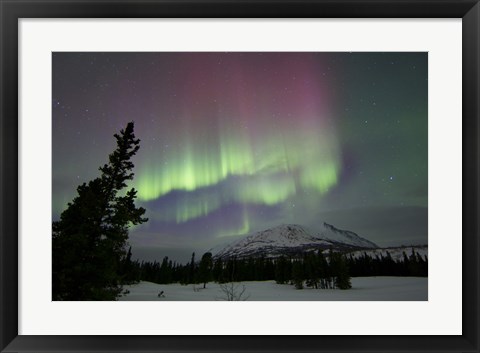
[119, 276, 427, 301]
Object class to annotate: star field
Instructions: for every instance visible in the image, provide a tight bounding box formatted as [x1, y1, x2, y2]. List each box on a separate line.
[53, 52, 427, 262]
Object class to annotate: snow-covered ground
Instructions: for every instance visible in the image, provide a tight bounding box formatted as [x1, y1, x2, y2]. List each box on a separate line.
[119, 277, 427, 301]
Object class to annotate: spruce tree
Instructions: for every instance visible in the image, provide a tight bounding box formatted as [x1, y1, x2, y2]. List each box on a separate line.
[331, 253, 352, 290]
[159, 256, 172, 284]
[52, 122, 147, 300]
[317, 251, 328, 289]
[275, 256, 288, 284]
[189, 252, 196, 283]
[120, 246, 136, 284]
[304, 252, 319, 289]
[198, 252, 213, 288]
[213, 257, 224, 283]
[292, 260, 304, 289]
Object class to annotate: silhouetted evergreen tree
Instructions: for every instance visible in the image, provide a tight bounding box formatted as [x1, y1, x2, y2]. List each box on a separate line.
[52, 122, 147, 300]
[292, 260, 304, 289]
[186, 252, 196, 283]
[275, 256, 288, 284]
[158, 256, 173, 284]
[317, 251, 329, 289]
[245, 257, 255, 281]
[198, 252, 213, 288]
[304, 252, 319, 289]
[120, 246, 140, 284]
[213, 257, 224, 283]
[331, 252, 352, 289]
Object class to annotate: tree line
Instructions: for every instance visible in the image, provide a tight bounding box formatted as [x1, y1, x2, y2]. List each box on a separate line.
[120, 247, 427, 292]
[347, 249, 428, 277]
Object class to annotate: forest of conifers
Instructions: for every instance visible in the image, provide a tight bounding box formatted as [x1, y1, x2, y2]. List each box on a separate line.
[120, 248, 428, 291]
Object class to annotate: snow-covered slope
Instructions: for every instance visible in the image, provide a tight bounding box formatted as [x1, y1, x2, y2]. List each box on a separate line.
[214, 223, 378, 259]
[318, 222, 378, 249]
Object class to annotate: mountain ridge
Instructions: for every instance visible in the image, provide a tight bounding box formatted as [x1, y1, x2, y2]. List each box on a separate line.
[213, 223, 378, 259]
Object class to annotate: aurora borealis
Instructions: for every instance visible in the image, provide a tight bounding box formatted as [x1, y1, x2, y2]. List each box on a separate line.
[53, 52, 428, 262]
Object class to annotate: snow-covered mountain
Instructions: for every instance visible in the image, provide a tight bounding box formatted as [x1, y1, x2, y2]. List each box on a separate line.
[213, 223, 378, 259]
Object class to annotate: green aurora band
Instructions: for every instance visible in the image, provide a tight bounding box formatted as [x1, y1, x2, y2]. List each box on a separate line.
[134, 121, 341, 225]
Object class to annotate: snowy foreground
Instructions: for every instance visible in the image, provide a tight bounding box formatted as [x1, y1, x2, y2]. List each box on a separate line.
[119, 277, 427, 301]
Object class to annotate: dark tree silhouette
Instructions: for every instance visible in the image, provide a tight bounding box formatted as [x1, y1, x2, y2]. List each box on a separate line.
[292, 260, 305, 289]
[120, 246, 139, 284]
[52, 122, 147, 300]
[274, 256, 289, 284]
[188, 252, 197, 284]
[198, 252, 213, 288]
[331, 252, 352, 290]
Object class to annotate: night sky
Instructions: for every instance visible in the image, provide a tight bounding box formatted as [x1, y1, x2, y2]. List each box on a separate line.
[53, 52, 427, 262]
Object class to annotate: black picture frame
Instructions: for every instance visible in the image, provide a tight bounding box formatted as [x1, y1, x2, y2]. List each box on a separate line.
[1, 1, 478, 352]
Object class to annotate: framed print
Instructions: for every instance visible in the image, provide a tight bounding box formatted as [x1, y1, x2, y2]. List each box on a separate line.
[1, 0, 479, 352]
